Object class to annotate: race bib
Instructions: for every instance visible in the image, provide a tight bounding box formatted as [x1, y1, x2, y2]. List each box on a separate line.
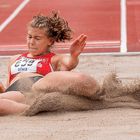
[11, 57, 41, 74]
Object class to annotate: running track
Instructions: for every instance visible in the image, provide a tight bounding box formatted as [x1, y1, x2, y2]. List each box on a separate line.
[0, 0, 140, 55]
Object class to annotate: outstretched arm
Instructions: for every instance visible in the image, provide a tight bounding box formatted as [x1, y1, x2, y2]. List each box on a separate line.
[54, 34, 87, 71]
[67, 34, 87, 69]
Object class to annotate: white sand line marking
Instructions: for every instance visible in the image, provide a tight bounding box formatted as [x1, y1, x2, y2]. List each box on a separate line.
[0, 44, 27, 47]
[56, 41, 120, 45]
[0, 46, 119, 49]
[0, 41, 120, 49]
[1, 52, 140, 58]
[55, 46, 120, 50]
[0, 0, 30, 32]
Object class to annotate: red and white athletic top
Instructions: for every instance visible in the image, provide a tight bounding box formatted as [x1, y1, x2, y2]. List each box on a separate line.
[9, 52, 55, 83]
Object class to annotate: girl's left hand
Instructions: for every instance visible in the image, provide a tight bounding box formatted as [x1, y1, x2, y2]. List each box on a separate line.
[70, 34, 87, 57]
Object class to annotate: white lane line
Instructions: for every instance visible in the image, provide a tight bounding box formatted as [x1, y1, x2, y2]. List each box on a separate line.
[120, 0, 127, 53]
[0, 0, 30, 32]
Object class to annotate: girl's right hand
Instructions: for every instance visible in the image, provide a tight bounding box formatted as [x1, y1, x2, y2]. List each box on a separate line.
[70, 34, 87, 57]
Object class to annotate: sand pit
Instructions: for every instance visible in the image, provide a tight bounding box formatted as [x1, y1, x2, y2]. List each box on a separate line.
[0, 55, 140, 140]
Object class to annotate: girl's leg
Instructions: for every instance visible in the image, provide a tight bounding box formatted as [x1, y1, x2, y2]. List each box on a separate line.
[32, 71, 101, 99]
[0, 98, 29, 115]
[0, 91, 25, 103]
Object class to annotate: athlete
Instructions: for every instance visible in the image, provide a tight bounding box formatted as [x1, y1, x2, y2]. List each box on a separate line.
[0, 12, 100, 115]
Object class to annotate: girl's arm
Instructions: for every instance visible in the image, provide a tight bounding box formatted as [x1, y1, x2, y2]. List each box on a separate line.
[53, 34, 87, 71]
[5, 55, 21, 90]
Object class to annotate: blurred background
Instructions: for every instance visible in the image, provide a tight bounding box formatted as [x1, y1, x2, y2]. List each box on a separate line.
[0, 0, 140, 55]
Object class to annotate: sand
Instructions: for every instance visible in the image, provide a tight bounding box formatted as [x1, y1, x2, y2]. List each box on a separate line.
[0, 54, 140, 140]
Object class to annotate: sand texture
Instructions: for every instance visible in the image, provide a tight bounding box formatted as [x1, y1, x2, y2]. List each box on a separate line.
[0, 55, 140, 140]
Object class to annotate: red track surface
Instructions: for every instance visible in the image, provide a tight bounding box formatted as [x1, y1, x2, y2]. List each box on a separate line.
[127, 0, 140, 52]
[0, 0, 139, 55]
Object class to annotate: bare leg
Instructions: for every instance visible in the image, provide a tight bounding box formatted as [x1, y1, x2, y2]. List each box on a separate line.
[0, 99, 29, 115]
[32, 71, 101, 99]
[0, 91, 25, 103]
[0, 91, 28, 115]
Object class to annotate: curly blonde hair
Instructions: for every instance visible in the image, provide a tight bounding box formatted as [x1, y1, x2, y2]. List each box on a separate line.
[28, 11, 73, 43]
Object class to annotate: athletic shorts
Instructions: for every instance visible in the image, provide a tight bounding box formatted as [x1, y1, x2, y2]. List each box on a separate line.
[5, 76, 43, 93]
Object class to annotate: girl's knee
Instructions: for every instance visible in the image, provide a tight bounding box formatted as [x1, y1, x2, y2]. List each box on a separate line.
[74, 73, 100, 92]
[75, 73, 98, 84]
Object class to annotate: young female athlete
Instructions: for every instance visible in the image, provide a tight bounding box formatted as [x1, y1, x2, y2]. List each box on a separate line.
[0, 12, 100, 115]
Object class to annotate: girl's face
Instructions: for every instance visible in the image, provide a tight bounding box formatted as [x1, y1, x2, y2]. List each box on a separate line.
[27, 27, 52, 56]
